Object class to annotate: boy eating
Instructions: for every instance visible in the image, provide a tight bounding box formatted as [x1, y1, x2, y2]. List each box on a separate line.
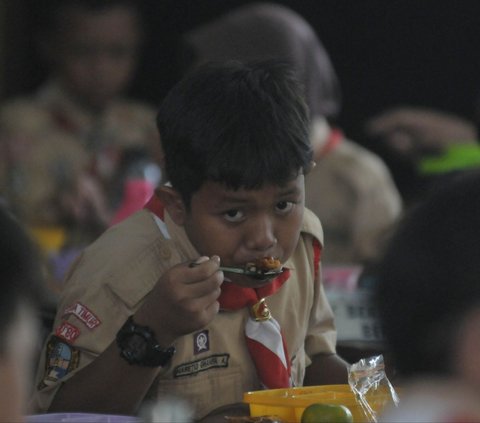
[32, 59, 348, 420]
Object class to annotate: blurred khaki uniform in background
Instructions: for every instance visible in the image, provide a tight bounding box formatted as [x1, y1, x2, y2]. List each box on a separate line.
[0, 82, 159, 292]
[306, 117, 402, 265]
[0, 81, 159, 228]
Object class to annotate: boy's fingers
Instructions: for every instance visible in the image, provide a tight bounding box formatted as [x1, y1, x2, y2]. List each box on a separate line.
[185, 273, 223, 299]
[189, 256, 210, 266]
[185, 256, 221, 284]
[188, 255, 220, 267]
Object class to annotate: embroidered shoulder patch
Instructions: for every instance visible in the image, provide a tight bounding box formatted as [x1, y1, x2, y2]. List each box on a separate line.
[38, 336, 80, 389]
[63, 302, 101, 329]
[174, 354, 229, 378]
[55, 321, 80, 343]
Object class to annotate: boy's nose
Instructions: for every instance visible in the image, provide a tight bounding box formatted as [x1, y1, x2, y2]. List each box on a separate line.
[244, 217, 277, 252]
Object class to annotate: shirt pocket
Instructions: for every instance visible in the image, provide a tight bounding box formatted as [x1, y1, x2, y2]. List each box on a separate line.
[154, 366, 245, 420]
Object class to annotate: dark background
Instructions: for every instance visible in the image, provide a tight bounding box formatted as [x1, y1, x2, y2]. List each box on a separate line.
[5, 0, 480, 143]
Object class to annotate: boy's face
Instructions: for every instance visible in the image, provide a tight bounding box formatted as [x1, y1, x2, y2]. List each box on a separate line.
[182, 175, 305, 288]
[52, 6, 141, 111]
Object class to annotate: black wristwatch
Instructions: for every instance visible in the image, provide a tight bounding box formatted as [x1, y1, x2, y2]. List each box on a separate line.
[116, 316, 175, 367]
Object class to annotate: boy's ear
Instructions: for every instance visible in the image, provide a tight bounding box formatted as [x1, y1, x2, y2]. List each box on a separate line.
[156, 186, 187, 225]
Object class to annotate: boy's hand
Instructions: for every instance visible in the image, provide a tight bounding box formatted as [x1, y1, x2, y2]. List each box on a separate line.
[134, 256, 223, 348]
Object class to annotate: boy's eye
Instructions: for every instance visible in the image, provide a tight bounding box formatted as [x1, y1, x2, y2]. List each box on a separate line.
[223, 209, 245, 222]
[275, 201, 295, 214]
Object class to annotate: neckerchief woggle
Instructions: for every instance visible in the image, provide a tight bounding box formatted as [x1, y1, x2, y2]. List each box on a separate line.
[144, 192, 292, 389]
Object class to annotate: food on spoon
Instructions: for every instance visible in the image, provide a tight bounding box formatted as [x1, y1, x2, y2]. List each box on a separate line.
[246, 257, 282, 274]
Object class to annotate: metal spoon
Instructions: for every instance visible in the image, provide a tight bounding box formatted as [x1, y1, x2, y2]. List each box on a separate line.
[220, 265, 284, 280]
[189, 262, 284, 281]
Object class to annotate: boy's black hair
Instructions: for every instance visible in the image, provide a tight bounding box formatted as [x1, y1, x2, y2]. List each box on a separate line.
[0, 206, 44, 354]
[156, 59, 312, 207]
[375, 169, 480, 378]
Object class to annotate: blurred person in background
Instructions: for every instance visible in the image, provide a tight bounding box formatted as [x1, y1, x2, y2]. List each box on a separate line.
[376, 169, 480, 422]
[0, 206, 45, 422]
[0, 0, 161, 292]
[183, 2, 403, 267]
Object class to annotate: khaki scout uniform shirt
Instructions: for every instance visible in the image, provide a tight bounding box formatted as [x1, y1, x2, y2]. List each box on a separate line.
[305, 118, 403, 265]
[0, 80, 160, 226]
[32, 207, 337, 419]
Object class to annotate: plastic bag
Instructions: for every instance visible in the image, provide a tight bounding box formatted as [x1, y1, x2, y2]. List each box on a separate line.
[348, 354, 400, 422]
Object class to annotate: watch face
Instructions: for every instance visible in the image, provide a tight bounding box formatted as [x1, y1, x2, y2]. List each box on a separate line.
[117, 317, 175, 366]
[123, 333, 148, 361]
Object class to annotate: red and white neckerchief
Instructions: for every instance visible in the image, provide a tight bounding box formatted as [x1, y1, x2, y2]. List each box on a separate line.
[144, 192, 322, 389]
[218, 268, 292, 389]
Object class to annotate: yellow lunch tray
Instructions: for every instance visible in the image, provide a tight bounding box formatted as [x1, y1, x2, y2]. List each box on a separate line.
[243, 384, 395, 422]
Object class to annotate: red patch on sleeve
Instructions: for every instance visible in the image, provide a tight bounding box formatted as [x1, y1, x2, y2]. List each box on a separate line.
[63, 302, 101, 329]
[55, 321, 80, 343]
